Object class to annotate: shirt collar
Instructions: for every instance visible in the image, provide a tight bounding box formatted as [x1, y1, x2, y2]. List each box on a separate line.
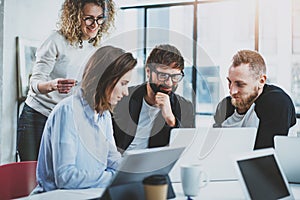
[76, 89, 108, 124]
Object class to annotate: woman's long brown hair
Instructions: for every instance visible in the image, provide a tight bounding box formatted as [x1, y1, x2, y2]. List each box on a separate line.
[81, 46, 137, 112]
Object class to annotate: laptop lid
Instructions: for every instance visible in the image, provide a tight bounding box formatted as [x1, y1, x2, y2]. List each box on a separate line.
[109, 146, 185, 186]
[169, 127, 257, 181]
[274, 136, 300, 183]
[233, 148, 294, 200]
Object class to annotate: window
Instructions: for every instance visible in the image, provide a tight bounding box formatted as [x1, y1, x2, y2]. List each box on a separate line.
[112, 0, 299, 122]
[197, 0, 255, 113]
[292, 0, 300, 112]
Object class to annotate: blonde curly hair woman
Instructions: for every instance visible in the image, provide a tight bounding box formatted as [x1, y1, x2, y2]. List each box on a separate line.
[59, 0, 115, 47]
[17, 0, 116, 162]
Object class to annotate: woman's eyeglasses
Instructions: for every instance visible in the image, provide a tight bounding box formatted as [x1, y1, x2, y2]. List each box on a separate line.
[83, 16, 105, 26]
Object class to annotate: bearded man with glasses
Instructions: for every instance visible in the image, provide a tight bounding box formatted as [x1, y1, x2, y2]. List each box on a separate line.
[112, 44, 195, 153]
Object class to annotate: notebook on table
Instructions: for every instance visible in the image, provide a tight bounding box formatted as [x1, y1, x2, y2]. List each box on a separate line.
[233, 148, 294, 200]
[169, 127, 257, 181]
[274, 135, 300, 183]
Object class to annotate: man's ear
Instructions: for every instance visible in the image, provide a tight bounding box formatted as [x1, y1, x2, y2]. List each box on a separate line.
[145, 66, 150, 79]
[258, 74, 267, 89]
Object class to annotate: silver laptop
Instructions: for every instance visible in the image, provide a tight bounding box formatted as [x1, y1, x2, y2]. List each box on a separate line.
[101, 146, 185, 199]
[169, 127, 257, 181]
[233, 148, 294, 200]
[110, 146, 185, 186]
[274, 135, 300, 183]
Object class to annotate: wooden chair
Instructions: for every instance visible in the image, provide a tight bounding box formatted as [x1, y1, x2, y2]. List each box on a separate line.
[0, 161, 37, 200]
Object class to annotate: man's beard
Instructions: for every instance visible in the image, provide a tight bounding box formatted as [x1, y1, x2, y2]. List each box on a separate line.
[149, 76, 177, 95]
[231, 89, 259, 111]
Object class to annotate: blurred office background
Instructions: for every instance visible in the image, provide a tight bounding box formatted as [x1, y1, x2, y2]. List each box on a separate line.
[0, 0, 299, 164]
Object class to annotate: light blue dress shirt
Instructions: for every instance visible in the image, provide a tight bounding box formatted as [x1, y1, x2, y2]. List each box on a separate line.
[32, 89, 121, 193]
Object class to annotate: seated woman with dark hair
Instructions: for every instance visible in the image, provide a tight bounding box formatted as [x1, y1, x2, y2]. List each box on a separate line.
[32, 46, 137, 193]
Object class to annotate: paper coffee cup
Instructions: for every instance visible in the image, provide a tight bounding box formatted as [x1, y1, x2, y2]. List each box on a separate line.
[142, 174, 168, 200]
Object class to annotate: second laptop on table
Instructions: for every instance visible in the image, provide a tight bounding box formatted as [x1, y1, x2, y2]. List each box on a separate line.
[169, 127, 257, 181]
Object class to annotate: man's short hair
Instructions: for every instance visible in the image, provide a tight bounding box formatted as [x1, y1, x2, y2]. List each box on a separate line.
[232, 50, 266, 77]
[146, 44, 184, 70]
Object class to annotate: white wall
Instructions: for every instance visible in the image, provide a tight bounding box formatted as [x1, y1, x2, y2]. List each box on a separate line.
[0, 0, 4, 165]
[0, 0, 63, 164]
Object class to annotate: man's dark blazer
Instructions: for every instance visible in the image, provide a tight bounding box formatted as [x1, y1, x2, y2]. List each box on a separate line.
[112, 83, 195, 152]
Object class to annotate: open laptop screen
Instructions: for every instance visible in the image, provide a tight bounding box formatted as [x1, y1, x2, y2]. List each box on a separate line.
[169, 127, 257, 181]
[274, 135, 300, 183]
[101, 146, 185, 200]
[237, 154, 291, 200]
[110, 146, 185, 186]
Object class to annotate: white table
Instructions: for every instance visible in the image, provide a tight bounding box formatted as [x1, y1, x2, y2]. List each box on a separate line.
[18, 181, 300, 200]
[172, 180, 244, 200]
[17, 188, 105, 200]
[172, 181, 300, 200]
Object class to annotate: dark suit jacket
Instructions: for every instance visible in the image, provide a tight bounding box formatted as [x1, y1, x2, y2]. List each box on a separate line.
[112, 83, 195, 152]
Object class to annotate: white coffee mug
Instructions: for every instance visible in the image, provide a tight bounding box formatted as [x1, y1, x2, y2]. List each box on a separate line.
[180, 164, 209, 197]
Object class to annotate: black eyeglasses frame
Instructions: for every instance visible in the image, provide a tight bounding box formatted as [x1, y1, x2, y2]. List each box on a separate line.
[82, 16, 106, 26]
[150, 66, 184, 83]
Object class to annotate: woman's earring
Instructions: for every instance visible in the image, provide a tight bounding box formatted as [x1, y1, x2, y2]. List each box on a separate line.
[79, 38, 83, 49]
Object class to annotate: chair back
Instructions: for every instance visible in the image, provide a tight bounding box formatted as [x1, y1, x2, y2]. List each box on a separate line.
[0, 161, 37, 200]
